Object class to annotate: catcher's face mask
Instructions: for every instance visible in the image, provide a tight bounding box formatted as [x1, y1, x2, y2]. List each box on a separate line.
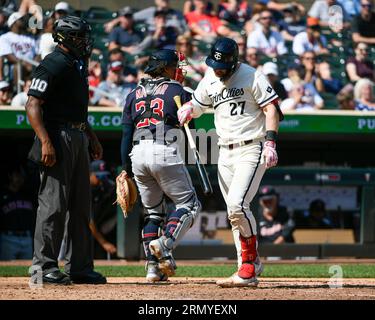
[174, 51, 188, 84]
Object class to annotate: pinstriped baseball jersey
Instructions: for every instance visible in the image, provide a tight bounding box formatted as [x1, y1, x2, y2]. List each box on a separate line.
[191, 63, 278, 145]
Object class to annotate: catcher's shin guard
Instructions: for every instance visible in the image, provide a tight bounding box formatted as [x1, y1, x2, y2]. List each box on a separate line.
[163, 198, 201, 250]
[142, 214, 164, 262]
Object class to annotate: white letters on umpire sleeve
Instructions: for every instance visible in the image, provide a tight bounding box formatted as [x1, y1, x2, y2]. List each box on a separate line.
[252, 70, 279, 108]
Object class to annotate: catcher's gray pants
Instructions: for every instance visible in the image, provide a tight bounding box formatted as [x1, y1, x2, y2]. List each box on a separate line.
[32, 128, 94, 276]
[130, 140, 200, 249]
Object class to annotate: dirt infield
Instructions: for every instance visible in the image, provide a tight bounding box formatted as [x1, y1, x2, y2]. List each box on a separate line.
[1, 277, 375, 300]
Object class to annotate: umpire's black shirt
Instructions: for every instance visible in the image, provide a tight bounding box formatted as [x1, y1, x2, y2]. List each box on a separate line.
[28, 46, 89, 124]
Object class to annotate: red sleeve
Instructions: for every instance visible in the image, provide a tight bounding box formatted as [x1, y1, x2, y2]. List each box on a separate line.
[210, 16, 223, 33]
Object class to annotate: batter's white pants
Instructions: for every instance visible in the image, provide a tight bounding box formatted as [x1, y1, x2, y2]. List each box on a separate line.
[218, 140, 266, 268]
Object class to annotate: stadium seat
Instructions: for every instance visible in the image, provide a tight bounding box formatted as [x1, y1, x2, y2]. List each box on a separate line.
[82, 6, 117, 23]
[133, 23, 148, 37]
[194, 40, 212, 55]
[321, 92, 339, 110]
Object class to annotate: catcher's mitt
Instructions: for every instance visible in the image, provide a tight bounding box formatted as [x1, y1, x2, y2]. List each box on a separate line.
[115, 170, 138, 218]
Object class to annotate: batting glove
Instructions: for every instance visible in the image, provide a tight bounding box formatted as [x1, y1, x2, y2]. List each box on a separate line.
[263, 141, 278, 169]
[177, 102, 193, 125]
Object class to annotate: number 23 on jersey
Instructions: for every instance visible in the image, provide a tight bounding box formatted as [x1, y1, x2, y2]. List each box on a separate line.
[135, 98, 164, 128]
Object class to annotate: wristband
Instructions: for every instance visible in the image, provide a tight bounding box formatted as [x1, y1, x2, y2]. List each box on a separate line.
[265, 130, 277, 142]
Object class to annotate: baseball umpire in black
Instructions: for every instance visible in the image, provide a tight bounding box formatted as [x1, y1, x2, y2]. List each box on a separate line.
[25, 16, 106, 285]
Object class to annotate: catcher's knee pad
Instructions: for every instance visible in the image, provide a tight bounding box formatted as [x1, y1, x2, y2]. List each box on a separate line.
[164, 197, 201, 250]
[142, 214, 165, 261]
[228, 211, 256, 237]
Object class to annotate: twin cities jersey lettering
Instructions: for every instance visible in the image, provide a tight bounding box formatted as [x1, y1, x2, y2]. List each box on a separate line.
[191, 63, 279, 145]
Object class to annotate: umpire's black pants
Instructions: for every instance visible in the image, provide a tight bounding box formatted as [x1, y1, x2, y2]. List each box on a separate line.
[32, 127, 93, 276]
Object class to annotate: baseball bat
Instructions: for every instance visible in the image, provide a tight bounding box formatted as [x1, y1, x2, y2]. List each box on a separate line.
[174, 95, 213, 196]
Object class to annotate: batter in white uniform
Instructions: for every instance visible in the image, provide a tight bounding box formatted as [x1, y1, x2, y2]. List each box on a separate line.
[178, 37, 283, 287]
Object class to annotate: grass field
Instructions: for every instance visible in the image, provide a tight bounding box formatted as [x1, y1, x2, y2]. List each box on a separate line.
[1, 264, 375, 278]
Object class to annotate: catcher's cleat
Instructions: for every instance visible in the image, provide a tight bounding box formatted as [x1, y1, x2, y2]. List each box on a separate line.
[145, 262, 168, 282]
[149, 238, 177, 277]
[254, 257, 264, 277]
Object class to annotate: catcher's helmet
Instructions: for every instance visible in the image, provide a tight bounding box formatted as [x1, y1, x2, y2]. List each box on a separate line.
[144, 49, 179, 76]
[205, 37, 239, 71]
[52, 15, 93, 59]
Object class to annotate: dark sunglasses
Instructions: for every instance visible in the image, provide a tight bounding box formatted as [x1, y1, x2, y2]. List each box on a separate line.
[361, 4, 372, 8]
[260, 16, 273, 20]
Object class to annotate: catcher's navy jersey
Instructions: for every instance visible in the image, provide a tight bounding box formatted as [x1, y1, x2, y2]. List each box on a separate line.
[122, 78, 191, 136]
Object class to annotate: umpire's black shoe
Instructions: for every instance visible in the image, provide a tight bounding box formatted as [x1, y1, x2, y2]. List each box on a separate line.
[42, 271, 72, 285]
[70, 271, 107, 285]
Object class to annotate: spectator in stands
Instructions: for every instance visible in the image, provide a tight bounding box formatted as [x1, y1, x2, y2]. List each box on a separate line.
[0, 165, 35, 260]
[91, 61, 136, 108]
[11, 77, 31, 107]
[247, 9, 287, 58]
[0, 12, 39, 82]
[337, 0, 361, 19]
[298, 199, 334, 228]
[108, 48, 125, 63]
[280, 81, 324, 111]
[317, 61, 344, 94]
[38, 16, 56, 60]
[308, 0, 349, 29]
[0, 80, 12, 105]
[1, 0, 17, 16]
[147, 9, 178, 50]
[243, 2, 266, 35]
[175, 34, 205, 87]
[293, 17, 329, 56]
[88, 57, 103, 99]
[346, 42, 375, 82]
[245, 47, 261, 70]
[258, 186, 295, 244]
[281, 63, 304, 92]
[337, 85, 356, 110]
[53, 2, 71, 20]
[89, 160, 117, 259]
[134, 0, 187, 34]
[0, 9, 9, 37]
[262, 62, 288, 100]
[183, 0, 215, 15]
[260, 0, 306, 15]
[106, 1, 187, 35]
[185, 0, 240, 43]
[217, 0, 252, 28]
[235, 34, 247, 62]
[352, 0, 375, 44]
[300, 50, 324, 92]
[278, 4, 306, 41]
[354, 78, 375, 110]
[108, 7, 144, 55]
